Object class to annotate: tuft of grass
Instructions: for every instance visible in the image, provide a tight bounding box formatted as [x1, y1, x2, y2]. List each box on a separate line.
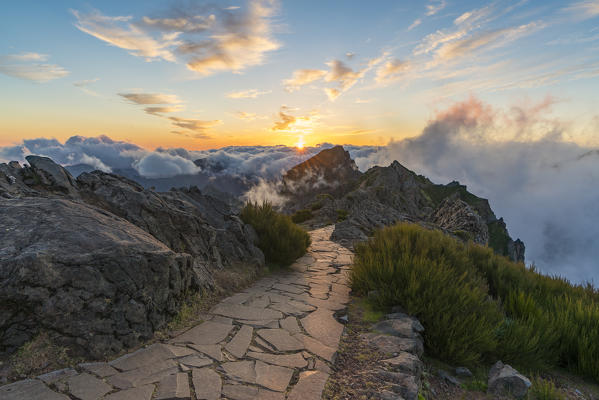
[336, 209, 349, 222]
[291, 209, 313, 223]
[350, 222, 599, 380]
[10, 332, 76, 378]
[461, 379, 488, 392]
[310, 201, 323, 211]
[527, 377, 565, 400]
[241, 201, 311, 266]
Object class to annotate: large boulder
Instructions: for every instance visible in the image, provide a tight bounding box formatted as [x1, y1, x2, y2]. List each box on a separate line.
[0, 198, 198, 357]
[0, 157, 265, 358]
[487, 361, 531, 398]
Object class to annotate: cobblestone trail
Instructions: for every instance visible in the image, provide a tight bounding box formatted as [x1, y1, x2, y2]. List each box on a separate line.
[1, 226, 352, 400]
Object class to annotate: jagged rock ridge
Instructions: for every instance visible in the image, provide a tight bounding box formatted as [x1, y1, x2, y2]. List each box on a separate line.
[281, 146, 525, 262]
[0, 156, 264, 358]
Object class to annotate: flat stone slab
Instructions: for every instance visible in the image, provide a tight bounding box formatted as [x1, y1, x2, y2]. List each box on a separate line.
[66, 373, 113, 400]
[0, 379, 69, 400]
[279, 316, 301, 334]
[110, 344, 175, 371]
[172, 321, 234, 346]
[155, 372, 190, 400]
[79, 362, 119, 377]
[225, 325, 253, 358]
[106, 361, 178, 389]
[257, 329, 304, 351]
[178, 354, 212, 368]
[222, 384, 285, 400]
[190, 344, 223, 361]
[301, 308, 344, 348]
[192, 368, 221, 400]
[104, 384, 154, 400]
[211, 304, 283, 320]
[272, 283, 306, 294]
[287, 370, 330, 400]
[255, 360, 294, 392]
[294, 334, 336, 362]
[221, 360, 256, 383]
[247, 351, 308, 368]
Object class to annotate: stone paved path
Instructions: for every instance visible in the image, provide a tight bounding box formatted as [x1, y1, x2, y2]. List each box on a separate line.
[1, 226, 353, 400]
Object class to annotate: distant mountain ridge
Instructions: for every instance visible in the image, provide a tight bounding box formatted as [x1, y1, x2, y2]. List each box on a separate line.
[281, 145, 525, 262]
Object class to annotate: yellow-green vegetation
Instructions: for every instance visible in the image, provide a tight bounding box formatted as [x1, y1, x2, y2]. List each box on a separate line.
[291, 208, 313, 223]
[310, 201, 323, 211]
[336, 209, 349, 222]
[241, 201, 311, 266]
[527, 377, 566, 400]
[350, 223, 599, 381]
[10, 332, 76, 378]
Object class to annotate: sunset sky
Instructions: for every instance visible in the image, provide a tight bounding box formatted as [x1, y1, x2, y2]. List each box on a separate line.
[1, 0, 599, 150]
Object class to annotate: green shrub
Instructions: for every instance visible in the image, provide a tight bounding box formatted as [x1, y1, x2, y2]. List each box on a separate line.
[351, 224, 502, 365]
[336, 209, 349, 222]
[241, 202, 311, 266]
[291, 209, 313, 223]
[527, 377, 565, 400]
[350, 222, 599, 381]
[310, 201, 323, 211]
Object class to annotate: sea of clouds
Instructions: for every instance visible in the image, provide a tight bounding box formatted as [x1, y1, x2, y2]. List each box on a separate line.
[1, 97, 598, 284]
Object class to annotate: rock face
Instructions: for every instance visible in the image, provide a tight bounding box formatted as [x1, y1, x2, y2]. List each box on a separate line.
[487, 361, 531, 398]
[0, 156, 264, 357]
[431, 197, 489, 245]
[279, 146, 524, 261]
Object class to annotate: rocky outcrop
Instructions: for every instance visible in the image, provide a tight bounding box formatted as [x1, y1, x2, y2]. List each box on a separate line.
[0, 156, 264, 358]
[430, 197, 489, 245]
[487, 361, 531, 398]
[276, 146, 524, 261]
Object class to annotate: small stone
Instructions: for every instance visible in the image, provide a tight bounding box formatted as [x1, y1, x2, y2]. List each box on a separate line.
[438, 369, 460, 386]
[487, 361, 531, 399]
[455, 366, 473, 378]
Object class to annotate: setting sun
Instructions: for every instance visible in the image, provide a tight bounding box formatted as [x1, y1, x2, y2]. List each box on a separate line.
[296, 137, 305, 149]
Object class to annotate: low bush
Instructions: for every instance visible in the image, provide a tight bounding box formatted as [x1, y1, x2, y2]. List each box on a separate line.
[336, 209, 349, 222]
[241, 202, 311, 266]
[291, 209, 313, 223]
[527, 377, 565, 400]
[350, 223, 599, 381]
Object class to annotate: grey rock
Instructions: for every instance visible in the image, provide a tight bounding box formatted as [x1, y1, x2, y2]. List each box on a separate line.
[372, 318, 423, 339]
[0, 156, 265, 358]
[438, 369, 460, 386]
[104, 385, 154, 400]
[287, 370, 330, 400]
[374, 370, 419, 400]
[225, 325, 253, 358]
[257, 329, 304, 352]
[487, 361, 531, 399]
[431, 197, 489, 245]
[455, 366, 473, 378]
[362, 333, 424, 357]
[382, 352, 423, 377]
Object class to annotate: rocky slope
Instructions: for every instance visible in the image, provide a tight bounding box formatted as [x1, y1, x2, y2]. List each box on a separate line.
[282, 146, 525, 261]
[0, 156, 264, 358]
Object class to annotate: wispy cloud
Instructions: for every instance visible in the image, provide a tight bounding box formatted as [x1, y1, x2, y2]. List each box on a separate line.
[233, 111, 266, 120]
[0, 53, 69, 82]
[169, 116, 222, 136]
[271, 106, 296, 130]
[283, 69, 327, 92]
[375, 59, 409, 83]
[408, 0, 446, 31]
[71, 0, 281, 76]
[73, 78, 100, 96]
[226, 88, 271, 99]
[144, 105, 184, 115]
[323, 53, 386, 100]
[72, 10, 179, 62]
[563, 0, 599, 20]
[119, 92, 181, 105]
